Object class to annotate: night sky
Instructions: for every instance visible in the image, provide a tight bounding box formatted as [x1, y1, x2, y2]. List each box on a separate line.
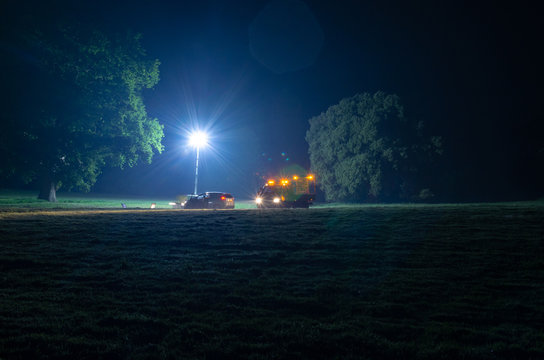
[1, 0, 542, 201]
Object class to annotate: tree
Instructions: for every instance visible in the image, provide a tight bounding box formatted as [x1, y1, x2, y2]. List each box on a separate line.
[0, 25, 164, 201]
[306, 92, 442, 202]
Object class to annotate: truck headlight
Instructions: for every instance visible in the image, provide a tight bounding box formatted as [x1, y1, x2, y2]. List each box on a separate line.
[273, 197, 280, 203]
[255, 197, 263, 204]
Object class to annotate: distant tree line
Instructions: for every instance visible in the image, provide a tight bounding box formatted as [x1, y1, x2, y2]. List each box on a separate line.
[306, 91, 442, 202]
[0, 21, 163, 201]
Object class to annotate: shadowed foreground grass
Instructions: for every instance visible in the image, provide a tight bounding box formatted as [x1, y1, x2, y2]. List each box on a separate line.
[0, 202, 543, 359]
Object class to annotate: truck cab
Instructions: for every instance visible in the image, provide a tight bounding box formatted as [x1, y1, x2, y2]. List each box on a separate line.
[255, 174, 316, 208]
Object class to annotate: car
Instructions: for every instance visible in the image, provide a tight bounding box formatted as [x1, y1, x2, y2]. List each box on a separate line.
[183, 192, 235, 209]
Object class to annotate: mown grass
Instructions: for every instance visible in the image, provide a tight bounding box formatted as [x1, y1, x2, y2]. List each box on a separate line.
[0, 189, 173, 209]
[0, 195, 543, 359]
[0, 189, 258, 210]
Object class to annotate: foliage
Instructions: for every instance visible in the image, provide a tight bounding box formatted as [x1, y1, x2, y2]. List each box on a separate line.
[306, 91, 442, 202]
[0, 25, 163, 193]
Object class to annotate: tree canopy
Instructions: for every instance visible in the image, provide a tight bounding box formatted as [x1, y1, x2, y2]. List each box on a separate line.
[0, 25, 164, 201]
[306, 92, 442, 202]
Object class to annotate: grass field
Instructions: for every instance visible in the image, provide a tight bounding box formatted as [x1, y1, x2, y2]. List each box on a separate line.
[0, 190, 258, 210]
[0, 193, 543, 359]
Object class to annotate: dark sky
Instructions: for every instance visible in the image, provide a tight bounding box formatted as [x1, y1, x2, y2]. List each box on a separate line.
[2, 0, 543, 201]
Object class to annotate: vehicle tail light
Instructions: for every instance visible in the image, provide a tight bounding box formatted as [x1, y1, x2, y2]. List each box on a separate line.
[221, 196, 226, 200]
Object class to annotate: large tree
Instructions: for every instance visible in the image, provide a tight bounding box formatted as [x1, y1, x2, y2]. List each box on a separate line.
[306, 92, 442, 202]
[0, 25, 164, 201]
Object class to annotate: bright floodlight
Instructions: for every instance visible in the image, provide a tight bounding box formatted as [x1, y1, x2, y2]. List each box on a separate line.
[189, 131, 208, 148]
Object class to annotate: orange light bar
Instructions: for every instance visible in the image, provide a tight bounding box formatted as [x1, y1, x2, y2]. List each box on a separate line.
[280, 179, 289, 186]
[268, 180, 275, 185]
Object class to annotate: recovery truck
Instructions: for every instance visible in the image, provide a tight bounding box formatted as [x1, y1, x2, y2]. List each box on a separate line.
[255, 174, 316, 208]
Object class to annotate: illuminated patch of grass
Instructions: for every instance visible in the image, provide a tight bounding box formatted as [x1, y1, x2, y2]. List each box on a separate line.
[0, 202, 543, 358]
[0, 189, 173, 209]
[0, 189, 259, 210]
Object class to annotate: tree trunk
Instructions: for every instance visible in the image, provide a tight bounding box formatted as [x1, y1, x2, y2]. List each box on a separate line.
[38, 178, 57, 202]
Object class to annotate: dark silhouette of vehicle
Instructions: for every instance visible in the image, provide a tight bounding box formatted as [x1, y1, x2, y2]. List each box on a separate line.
[183, 192, 235, 209]
[255, 175, 316, 208]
